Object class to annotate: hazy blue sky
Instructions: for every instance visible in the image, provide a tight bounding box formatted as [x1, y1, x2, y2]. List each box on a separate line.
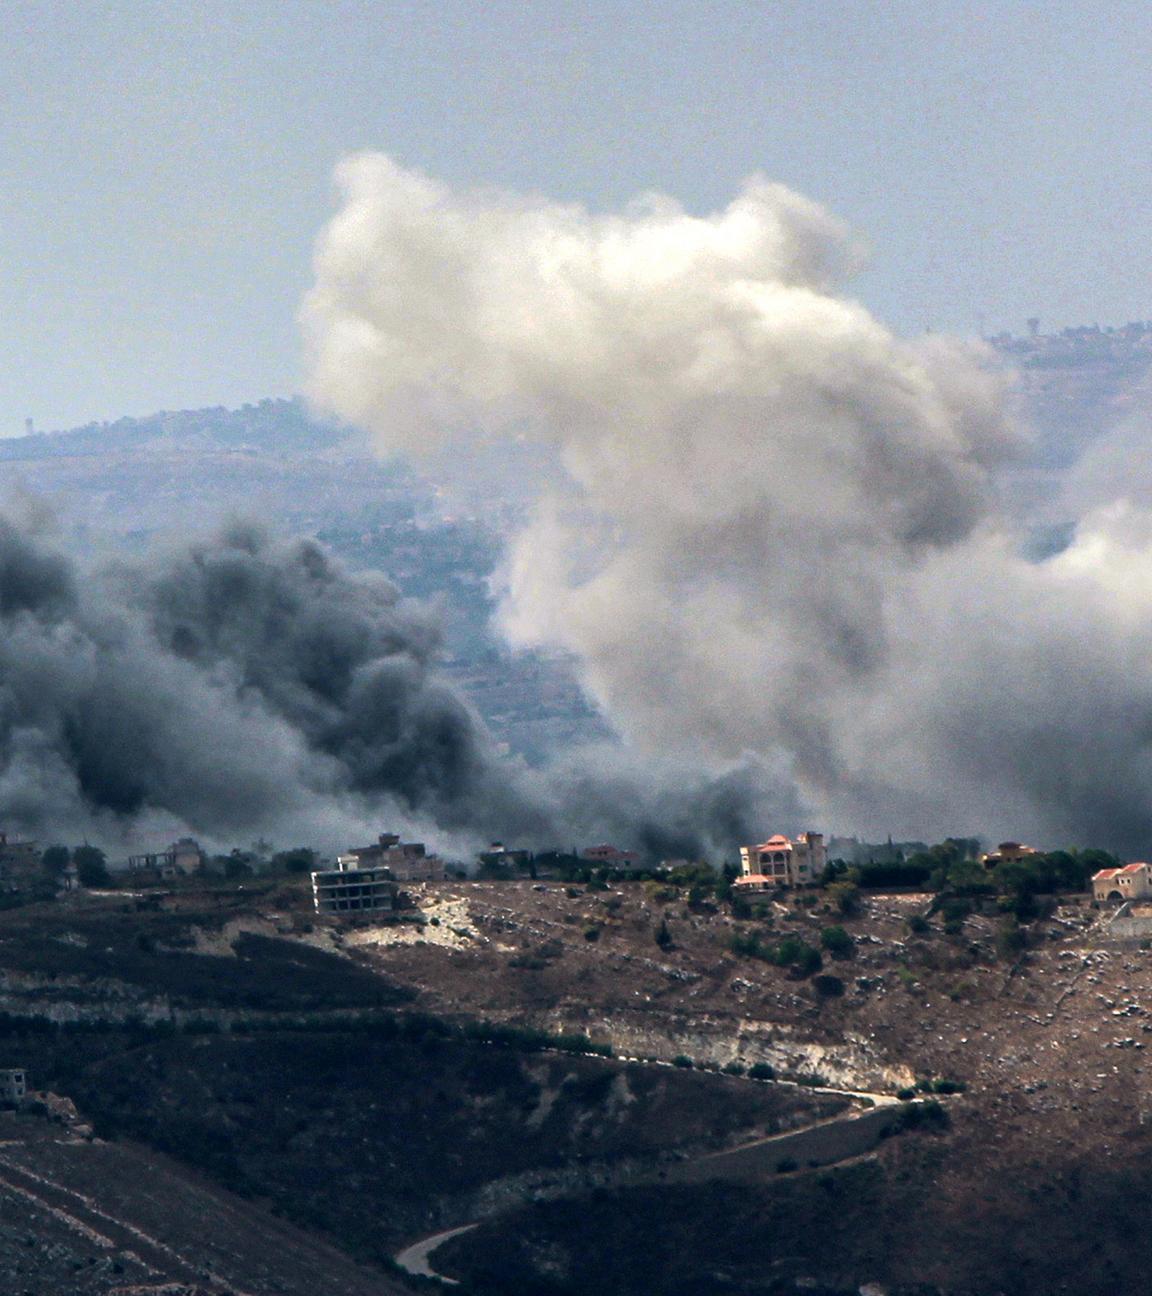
[3, 0, 1152, 432]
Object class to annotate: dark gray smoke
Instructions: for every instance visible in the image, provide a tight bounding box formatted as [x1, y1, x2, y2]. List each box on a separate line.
[0, 515, 767, 858]
[0, 517, 532, 844]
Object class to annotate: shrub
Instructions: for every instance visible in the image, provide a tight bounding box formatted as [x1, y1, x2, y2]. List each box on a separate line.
[722, 1061, 745, 1076]
[820, 926, 855, 958]
[907, 914, 931, 935]
[583, 926, 601, 942]
[775, 1157, 798, 1173]
[826, 881, 861, 916]
[896, 1086, 917, 1101]
[672, 1055, 694, 1069]
[507, 955, 547, 970]
[898, 1099, 949, 1131]
[997, 919, 1027, 959]
[748, 1062, 776, 1080]
[729, 930, 764, 959]
[791, 944, 824, 977]
[791, 1072, 829, 1088]
[655, 919, 673, 950]
[813, 974, 844, 997]
[644, 882, 678, 903]
[931, 1078, 967, 1095]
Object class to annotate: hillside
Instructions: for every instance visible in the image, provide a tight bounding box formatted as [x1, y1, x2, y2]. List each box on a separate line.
[0, 874, 1146, 1293]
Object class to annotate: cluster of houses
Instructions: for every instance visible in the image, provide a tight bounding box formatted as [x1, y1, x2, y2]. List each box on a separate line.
[2, 812, 1146, 917]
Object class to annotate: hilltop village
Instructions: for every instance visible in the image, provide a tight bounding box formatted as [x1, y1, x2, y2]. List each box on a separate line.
[0, 819, 1133, 916]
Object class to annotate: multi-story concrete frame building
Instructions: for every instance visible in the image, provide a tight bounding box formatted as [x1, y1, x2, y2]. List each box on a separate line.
[311, 857, 400, 918]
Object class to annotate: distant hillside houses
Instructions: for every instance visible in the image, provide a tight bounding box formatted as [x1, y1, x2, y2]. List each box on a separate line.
[0, 833, 39, 890]
[581, 844, 641, 870]
[981, 841, 1041, 870]
[127, 837, 204, 879]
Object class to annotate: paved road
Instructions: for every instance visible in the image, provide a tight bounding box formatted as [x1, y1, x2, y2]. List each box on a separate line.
[394, 1223, 480, 1284]
[393, 1083, 910, 1283]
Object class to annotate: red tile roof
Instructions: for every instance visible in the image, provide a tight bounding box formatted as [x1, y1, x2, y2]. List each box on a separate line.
[753, 835, 792, 851]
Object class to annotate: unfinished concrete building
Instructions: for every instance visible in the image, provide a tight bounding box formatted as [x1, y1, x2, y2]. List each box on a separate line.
[311, 857, 401, 918]
[0, 1069, 27, 1104]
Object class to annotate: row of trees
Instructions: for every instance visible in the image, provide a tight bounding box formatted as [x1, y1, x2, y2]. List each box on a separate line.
[42, 844, 111, 888]
[821, 839, 1119, 899]
[35, 844, 321, 890]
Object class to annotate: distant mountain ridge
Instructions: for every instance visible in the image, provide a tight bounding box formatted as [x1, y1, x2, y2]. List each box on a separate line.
[5, 396, 345, 461]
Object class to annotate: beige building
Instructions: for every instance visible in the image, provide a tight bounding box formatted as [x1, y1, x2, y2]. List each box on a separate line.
[581, 844, 641, 869]
[736, 832, 827, 890]
[981, 841, 1041, 870]
[344, 833, 446, 883]
[128, 836, 204, 878]
[1093, 862, 1152, 903]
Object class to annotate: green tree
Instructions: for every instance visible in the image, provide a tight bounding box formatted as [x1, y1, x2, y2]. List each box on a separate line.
[40, 845, 70, 875]
[272, 847, 316, 875]
[820, 925, 855, 958]
[826, 880, 861, 916]
[73, 845, 110, 888]
[774, 937, 822, 977]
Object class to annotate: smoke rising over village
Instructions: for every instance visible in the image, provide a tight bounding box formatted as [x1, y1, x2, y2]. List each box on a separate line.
[0, 517, 528, 846]
[0, 511, 774, 857]
[304, 154, 1152, 853]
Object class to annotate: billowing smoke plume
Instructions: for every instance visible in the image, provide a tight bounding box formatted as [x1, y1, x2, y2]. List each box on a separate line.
[0, 514, 772, 856]
[0, 516, 532, 845]
[304, 154, 1152, 852]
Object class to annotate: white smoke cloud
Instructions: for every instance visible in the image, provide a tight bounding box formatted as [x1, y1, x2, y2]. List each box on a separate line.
[304, 154, 1152, 851]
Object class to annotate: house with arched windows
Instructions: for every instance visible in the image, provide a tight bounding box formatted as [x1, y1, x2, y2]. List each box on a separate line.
[735, 833, 827, 891]
[1092, 862, 1152, 903]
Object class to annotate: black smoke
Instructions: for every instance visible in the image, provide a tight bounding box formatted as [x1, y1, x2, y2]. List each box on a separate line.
[0, 516, 771, 858]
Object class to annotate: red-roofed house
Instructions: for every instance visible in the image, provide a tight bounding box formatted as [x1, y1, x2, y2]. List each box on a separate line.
[1093, 862, 1152, 903]
[736, 833, 826, 890]
[581, 844, 642, 870]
